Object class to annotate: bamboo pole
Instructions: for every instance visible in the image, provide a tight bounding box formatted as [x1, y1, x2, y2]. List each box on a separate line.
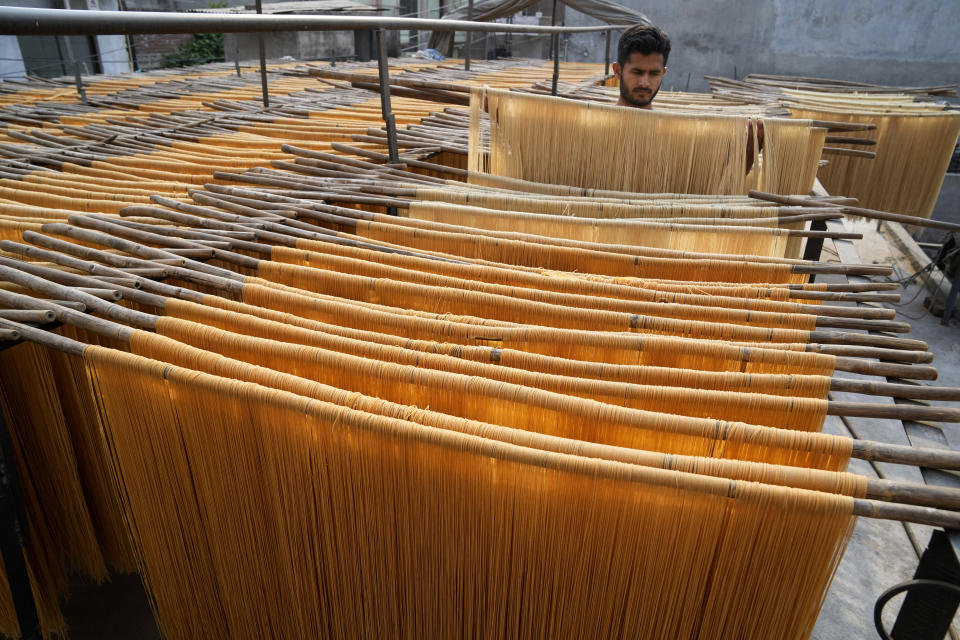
[2, 307, 960, 524]
[750, 190, 960, 234]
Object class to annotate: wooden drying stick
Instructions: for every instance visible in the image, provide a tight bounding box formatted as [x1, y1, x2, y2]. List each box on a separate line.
[1, 248, 957, 424]
[0, 239, 951, 409]
[1, 310, 960, 529]
[330, 142, 469, 177]
[10, 227, 934, 373]
[750, 190, 960, 234]
[52, 213, 938, 361]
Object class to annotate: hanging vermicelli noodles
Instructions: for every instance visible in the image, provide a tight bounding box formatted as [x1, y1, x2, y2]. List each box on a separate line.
[469, 89, 828, 199]
[243, 267, 816, 344]
[47, 326, 139, 573]
[471, 87, 751, 194]
[0, 342, 107, 581]
[0, 433, 69, 640]
[129, 329, 861, 497]
[0, 62, 934, 640]
[203, 188, 809, 272]
[0, 509, 67, 639]
[252, 256, 817, 331]
[790, 107, 960, 218]
[284, 210, 813, 282]
[293, 229, 809, 283]
[403, 201, 792, 257]
[149, 315, 842, 462]
[265, 245, 818, 328]
[230, 282, 838, 374]
[411, 187, 783, 219]
[398, 200, 791, 232]
[158, 301, 828, 430]
[574, 275, 829, 302]
[754, 118, 828, 196]
[83, 345, 857, 640]
[269, 243, 820, 316]
[0, 220, 41, 243]
[462, 170, 724, 197]
[175, 296, 833, 398]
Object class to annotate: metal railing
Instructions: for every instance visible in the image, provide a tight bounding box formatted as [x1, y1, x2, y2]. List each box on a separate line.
[0, 6, 624, 162]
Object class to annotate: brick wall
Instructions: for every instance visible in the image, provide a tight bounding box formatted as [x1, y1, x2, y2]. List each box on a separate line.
[132, 32, 193, 69]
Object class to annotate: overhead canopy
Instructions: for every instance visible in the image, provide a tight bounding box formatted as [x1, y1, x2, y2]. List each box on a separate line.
[427, 0, 650, 55]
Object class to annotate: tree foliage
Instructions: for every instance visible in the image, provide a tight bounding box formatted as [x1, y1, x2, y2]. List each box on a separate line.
[162, 33, 225, 68]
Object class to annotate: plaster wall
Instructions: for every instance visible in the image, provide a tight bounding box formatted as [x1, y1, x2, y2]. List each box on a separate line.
[562, 0, 960, 92]
[95, 0, 132, 74]
[224, 30, 356, 62]
[0, 36, 27, 80]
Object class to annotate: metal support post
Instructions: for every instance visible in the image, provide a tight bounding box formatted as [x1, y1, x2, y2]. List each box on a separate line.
[464, 0, 473, 71]
[550, 34, 559, 95]
[604, 28, 611, 76]
[550, 0, 559, 96]
[940, 256, 960, 326]
[801, 218, 827, 282]
[255, 0, 269, 107]
[376, 28, 400, 215]
[74, 60, 86, 103]
[233, 37, 241, 77]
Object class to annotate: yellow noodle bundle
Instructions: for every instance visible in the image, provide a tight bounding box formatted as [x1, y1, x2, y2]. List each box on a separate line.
[294, 229, 809, 283]
[174, 295, 832, 398]
[405, 201, 791, 257]
[413, 187, 781, 219]
[231, 282, 836, 374]
[752, 118, 827, 195]
[160, 301, 828, 430]
[267, 245, 817, 328]
[791, 107, 960, 217]
[83, 345, 856, 640]
[246, 266, 815, 345]
[470, 88, 827, 198]
[0, 343, 107, 581]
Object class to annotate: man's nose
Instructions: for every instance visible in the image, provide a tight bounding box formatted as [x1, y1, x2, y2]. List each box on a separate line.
[637, 74, 650, 87]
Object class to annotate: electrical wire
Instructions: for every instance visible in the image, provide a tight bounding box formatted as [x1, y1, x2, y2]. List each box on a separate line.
[0, 45, 133, 79]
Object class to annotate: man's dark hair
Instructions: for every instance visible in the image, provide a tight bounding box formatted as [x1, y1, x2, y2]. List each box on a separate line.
[617, 24, 671, 67]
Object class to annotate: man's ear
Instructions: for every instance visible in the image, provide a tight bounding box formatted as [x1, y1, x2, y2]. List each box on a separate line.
[662, 66, 668, 76]
[611, 62, 621, 75]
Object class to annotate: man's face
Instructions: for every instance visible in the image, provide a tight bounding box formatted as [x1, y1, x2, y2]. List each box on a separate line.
[612, 52, 666, 108]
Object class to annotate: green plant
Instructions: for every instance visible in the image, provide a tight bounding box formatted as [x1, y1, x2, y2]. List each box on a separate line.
[161, 32, 225, 68]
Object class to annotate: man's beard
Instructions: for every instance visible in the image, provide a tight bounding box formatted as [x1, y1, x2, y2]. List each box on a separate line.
[619, 79, 658, 107]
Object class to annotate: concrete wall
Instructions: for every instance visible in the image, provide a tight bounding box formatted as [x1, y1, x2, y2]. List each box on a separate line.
[224, 30, 356, 63]
[919, 172, 960, 245]
[0, 37, 27, 80]
[0, 0, 132, 78]
[562, 0, 960, 92]
[95, 0, 133, 74]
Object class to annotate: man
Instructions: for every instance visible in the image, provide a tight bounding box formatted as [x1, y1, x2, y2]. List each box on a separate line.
[611, 25, 670, 109]
[612, 24, 761, 172]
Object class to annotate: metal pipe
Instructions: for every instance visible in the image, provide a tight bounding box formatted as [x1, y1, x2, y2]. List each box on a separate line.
[550, 0, 558, 95]
[0, 7, 614, 37]
[941, 260, 960, 326]
[604, 28, 611, 75]
[376, 28, 399, 166]
[255, 0, 268, 107]
[464, 0, 473, 71]
[74, 60, 87, 103]
[551, 35, 559, 95]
